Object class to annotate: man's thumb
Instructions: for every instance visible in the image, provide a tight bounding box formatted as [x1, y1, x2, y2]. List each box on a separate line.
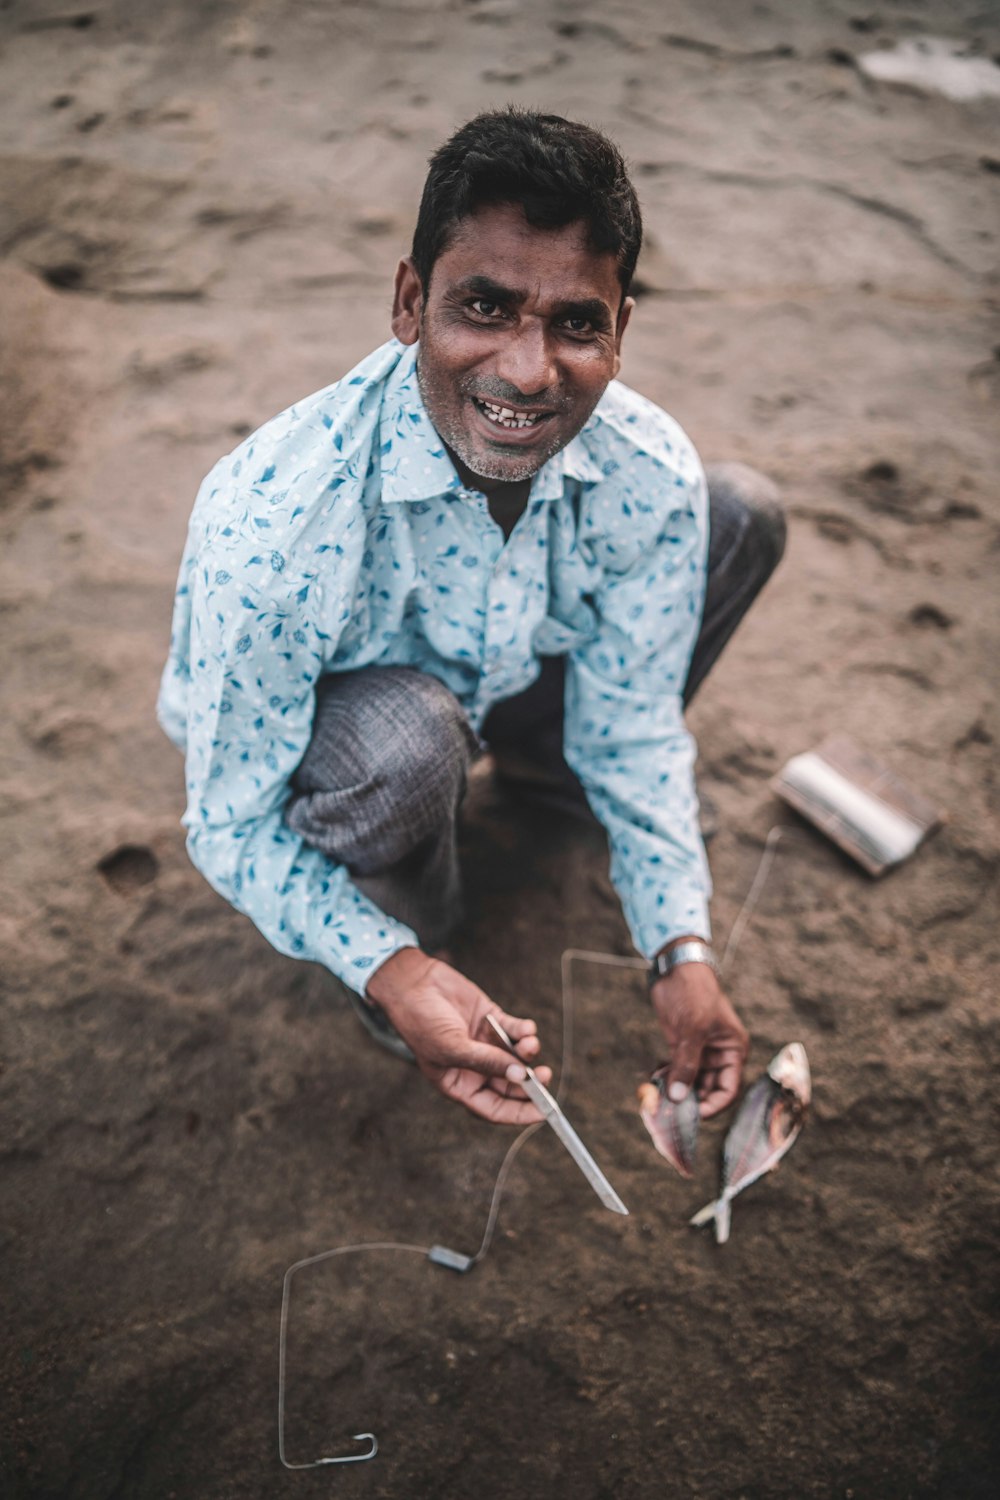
[667, 1034, 705, 1102]
[458, 1041, 523, 1080]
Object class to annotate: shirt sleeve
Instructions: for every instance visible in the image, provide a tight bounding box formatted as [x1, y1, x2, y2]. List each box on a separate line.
[179, 525, 418, 996]
[562, 467, 712, 958]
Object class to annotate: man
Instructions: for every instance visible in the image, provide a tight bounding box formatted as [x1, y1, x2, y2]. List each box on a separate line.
[159, 109, 784, 1130]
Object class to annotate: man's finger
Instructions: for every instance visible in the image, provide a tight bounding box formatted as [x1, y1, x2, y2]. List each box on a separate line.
[466, 1091, 545, 1125]
[699, 1056, 743, 1118]
[440, 1041, 528, 1081]
[487, 1063, 553, 1098]
[492, 1008, 537, 1038]
[695, 1067, 720, 1101]
[482, 1014, 542, 1063]
[442, 1073, 544, 1126]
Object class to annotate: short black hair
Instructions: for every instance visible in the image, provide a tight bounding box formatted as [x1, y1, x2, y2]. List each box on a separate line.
[411, 108, 642, 299]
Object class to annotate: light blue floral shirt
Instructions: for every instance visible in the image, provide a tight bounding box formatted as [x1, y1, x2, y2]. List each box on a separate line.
[158, 339, 712, 994]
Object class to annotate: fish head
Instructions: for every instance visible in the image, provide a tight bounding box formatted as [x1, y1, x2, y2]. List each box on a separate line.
[766, 1042, 811, 1107]
[637, 1071, 669, 1124]
[637, 1065, 700, 1179]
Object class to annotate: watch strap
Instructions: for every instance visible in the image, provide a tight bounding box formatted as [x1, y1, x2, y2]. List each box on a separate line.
[648, 940, 718, 987]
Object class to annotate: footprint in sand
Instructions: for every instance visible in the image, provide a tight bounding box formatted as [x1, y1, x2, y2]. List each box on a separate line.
[908, 603, 954, 630]
[97, 844, 159, 894]
[847, 459, 931, 523]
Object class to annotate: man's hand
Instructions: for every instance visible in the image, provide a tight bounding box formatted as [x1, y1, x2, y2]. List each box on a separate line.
[650, 962, 748, 1118]
[365, 948, 551, 1125]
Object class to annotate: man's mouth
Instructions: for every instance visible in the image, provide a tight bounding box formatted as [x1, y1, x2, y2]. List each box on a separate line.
[472, 396, 552, 431]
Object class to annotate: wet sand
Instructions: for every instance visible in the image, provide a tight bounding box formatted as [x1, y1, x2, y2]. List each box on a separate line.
[1, 2, 998, 1496]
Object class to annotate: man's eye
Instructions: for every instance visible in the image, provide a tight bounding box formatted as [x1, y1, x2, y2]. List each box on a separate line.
[563, 317, 594, 335]
[470, 299, 502, 318]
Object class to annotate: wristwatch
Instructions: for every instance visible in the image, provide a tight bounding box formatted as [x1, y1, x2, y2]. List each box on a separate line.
[648, 939, 718, 988]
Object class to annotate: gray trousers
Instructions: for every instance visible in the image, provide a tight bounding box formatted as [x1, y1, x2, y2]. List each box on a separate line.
[286, 464, 786, 949]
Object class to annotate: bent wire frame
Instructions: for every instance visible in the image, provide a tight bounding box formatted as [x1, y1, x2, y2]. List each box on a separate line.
[277, 837, 793, 1469]
[278, 1242, 429, 1469]
[275, 948, 640, 1470]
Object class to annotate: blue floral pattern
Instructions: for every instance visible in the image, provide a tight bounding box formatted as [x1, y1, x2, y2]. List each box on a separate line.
[158, 339, 711, 994]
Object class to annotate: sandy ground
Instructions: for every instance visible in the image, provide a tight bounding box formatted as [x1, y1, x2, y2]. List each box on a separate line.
[1, 2, 998, 1496]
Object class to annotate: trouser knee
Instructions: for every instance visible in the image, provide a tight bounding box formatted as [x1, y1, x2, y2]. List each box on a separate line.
[287, 666, 477, 875]
[705, 461, 786, 586]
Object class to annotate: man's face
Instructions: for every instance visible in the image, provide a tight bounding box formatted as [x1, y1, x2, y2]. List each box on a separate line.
[391, 203, 633, 488]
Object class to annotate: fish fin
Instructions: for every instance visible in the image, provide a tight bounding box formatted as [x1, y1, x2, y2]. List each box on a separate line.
[715, 1199, 732, 1244]
[689, 1199, 718, 1228]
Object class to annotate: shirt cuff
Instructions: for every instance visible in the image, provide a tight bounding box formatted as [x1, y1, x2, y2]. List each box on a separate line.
[320, 883, 420, 996]
[629, 889, 713, 962]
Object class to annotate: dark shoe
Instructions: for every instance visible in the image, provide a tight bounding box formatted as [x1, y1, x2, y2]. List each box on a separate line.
[347, 990, 416, 1062]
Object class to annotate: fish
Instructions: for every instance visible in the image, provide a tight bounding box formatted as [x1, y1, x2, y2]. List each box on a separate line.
[637, 1065, 700, 1178]
[690, 1043, 811, 1243]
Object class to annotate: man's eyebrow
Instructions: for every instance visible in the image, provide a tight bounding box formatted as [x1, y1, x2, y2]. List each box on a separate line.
[551, 297, 613, 328]
[452, 274, 525, 303]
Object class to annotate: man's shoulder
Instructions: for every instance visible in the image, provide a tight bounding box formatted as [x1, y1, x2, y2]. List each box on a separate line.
[227, 339, 404, 473]
[189, 340, 406, 545]
[572, 381, 707, 558]
[589, 379, 703, 488]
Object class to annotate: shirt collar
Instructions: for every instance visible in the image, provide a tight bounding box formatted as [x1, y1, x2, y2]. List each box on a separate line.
[530, 422, 605, 499]
[377, 338, 606, 505]
[378, 341, 464, 504]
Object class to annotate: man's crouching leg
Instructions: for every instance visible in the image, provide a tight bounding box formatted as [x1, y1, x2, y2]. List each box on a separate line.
[286, 666, 479, 951]
[683, 462, 787, 706]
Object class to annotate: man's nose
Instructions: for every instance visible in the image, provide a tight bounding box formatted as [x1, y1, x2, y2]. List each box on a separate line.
[494, 323, 558, 398]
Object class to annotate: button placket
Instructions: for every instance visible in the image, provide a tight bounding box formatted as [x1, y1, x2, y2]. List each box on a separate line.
[456, 486, 503, 565]
[475, 497, 551, 721]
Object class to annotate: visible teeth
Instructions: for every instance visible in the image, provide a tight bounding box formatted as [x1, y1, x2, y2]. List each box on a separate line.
[477, 398, 541, 430]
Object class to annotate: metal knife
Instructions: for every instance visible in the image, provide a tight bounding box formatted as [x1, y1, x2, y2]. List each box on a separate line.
[486, 1013, 629, 1216]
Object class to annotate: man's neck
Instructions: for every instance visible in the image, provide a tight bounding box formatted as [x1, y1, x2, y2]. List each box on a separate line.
[447, 448, 532, 541]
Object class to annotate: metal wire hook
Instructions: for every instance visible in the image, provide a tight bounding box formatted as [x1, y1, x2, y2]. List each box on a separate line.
[288, 1432, 377, 1468]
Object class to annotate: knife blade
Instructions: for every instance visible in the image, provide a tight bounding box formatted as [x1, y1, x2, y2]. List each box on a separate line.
[486, 1013, 629, 1216]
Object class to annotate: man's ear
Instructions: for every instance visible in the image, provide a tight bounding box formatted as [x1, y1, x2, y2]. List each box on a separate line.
[611, 295, 635, 379]
[391, 257, 423, 344]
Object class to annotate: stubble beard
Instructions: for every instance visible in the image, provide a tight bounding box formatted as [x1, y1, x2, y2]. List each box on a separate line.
[416, 355, 570, 485]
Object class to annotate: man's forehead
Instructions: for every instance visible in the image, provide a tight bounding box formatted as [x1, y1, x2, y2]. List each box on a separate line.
[433, 203, 621, 300]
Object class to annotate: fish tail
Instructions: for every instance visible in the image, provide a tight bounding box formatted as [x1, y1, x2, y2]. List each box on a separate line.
[689, 1199, 718, 1228]
[714, 1198, 732, 1244]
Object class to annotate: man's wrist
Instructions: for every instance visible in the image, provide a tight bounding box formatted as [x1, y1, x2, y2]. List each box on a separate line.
[365, 944, 424, 1009]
